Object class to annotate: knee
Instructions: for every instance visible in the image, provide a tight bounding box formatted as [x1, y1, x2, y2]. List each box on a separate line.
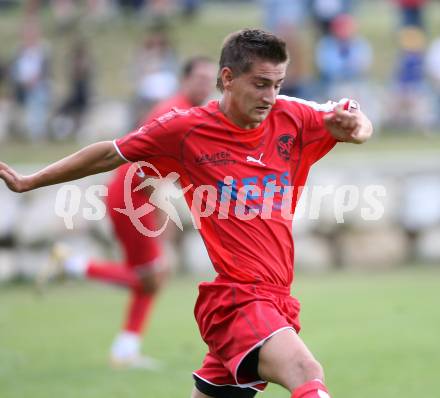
[259, 353, 324, 390]
[297, 358, 324, 382]
[140, 277, 159, 294]
[281, 357, 324, 391]
[138, 268, 168, 294]
[282, 356, 325, 390]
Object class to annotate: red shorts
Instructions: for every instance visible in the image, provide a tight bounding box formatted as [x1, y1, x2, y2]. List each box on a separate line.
[106, 165, 161, 267]
[193, 276, 301, 391]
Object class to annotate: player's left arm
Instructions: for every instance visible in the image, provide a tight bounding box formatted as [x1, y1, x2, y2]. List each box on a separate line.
[323, 104, 373, 144]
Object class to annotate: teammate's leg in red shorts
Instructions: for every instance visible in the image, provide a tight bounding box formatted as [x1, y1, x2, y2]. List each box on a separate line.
[105, 186, 165, 367]
[51, 174, 167, 368]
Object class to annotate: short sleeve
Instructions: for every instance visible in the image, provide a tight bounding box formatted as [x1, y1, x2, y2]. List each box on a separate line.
[114, 110, 186, 176]
[298, 100, 338, 165]
[278, 96, 355, 165]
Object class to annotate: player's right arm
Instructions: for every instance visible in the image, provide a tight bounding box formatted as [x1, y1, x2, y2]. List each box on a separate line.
[0, 108, 190, 193]
[0, 141, 125, 193]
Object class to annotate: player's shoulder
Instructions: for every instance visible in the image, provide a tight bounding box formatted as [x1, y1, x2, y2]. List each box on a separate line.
[153, 101, 215, 128]
[275, 95, 338, 113]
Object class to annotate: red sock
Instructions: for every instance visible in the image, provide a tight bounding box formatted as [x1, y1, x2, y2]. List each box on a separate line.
[123, 290, 155, 334]
[292, 380, 331, 398]
[86, 260, 143, 291]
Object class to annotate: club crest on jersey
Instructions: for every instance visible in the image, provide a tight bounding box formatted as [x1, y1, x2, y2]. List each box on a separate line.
[277, 134, 295, 161]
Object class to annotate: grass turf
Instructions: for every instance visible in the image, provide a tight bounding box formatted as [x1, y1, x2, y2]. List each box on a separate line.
[1, 266, 439, 398]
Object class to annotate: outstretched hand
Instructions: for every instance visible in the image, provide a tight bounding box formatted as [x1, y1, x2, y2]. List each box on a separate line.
[323, 104, 373, 144]
[0, 162, 29, 193]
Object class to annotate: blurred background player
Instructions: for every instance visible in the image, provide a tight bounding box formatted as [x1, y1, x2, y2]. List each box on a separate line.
[36, 55, 217, 369]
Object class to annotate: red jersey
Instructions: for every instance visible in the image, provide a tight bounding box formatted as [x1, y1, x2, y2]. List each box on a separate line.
[144, 92, 193, 123]
[114, 96, 338, 287]
[110, 92, 194, 193]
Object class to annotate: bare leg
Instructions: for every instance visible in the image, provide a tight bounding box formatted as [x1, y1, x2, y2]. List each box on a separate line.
[258, 328, 324, 393]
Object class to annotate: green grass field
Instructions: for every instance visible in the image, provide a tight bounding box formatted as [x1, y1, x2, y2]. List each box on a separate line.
[1, 267, 439, 398]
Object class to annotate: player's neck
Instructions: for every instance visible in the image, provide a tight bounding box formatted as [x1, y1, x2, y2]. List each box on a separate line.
[219, 98, 261, 130]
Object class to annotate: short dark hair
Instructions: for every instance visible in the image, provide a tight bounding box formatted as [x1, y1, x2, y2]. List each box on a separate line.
[182, 56, 214, 79]
[217, 28, 289, 91]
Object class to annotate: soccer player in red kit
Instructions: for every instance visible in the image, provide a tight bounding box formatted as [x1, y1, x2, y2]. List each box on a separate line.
[0, 29, 373, 398]
[39, 56, 217, 368]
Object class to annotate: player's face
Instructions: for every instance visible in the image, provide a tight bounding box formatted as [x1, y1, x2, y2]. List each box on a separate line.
[224, 59, 287, 129]
[185, 62, 217, 106]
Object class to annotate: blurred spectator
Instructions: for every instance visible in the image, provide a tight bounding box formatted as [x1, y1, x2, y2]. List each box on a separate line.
[9, 23, 52, 141]
[0, 58, 5, 100]
[315, 14, 372, 89]
[51, 0, 77, 31]
[24, 0, 43, 17]
[51, 38, 94, 140]
[84, 0, 116, 23]
[425, 36, 440, 127]
[131, 26, 178, 127]
[117, 0, 145, 13]
[314, 14, 382, 127]
[395, 27, 425, 86]
[0, 1, 19, 10]
[393, 0, 428, 29]
[145, 0, 176, 24]
[0, 56, 12, 143]
[181, 0, 201, 19]
[311, 0, 352, 35]
[261, 0, 308, 34]
[0, 58, 5, 97]
[386, 27, 435, 130]
[260, 0, 309, 97]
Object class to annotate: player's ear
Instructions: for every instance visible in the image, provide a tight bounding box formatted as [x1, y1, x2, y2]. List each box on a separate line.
[220, 67, 234, 90]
